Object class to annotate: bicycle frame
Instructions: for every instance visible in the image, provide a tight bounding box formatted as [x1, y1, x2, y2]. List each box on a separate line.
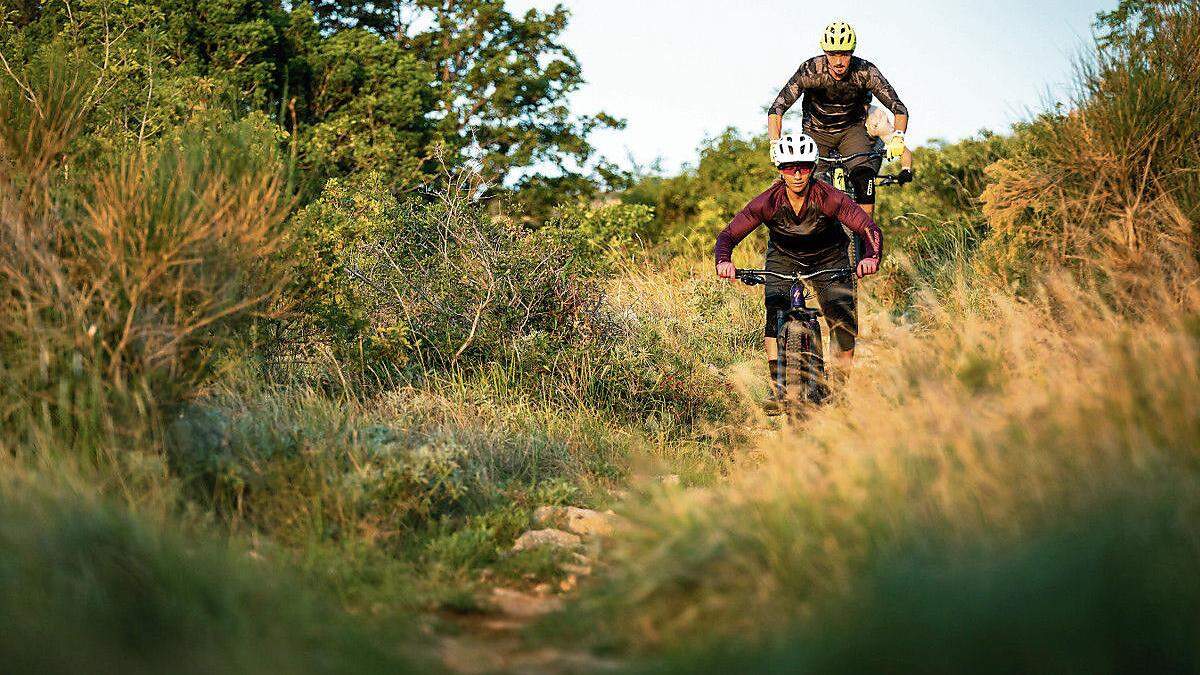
[816, 149, 884, 195]
[736, 267, 852, 410]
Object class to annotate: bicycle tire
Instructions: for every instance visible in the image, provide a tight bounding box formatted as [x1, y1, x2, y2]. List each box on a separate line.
[778, 316, 826, 414]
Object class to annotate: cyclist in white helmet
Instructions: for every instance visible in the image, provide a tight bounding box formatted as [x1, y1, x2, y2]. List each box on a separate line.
[715, 133, 883, 410]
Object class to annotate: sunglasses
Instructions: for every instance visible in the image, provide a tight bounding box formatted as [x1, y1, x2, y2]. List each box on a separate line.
[778, 163, 815, 176]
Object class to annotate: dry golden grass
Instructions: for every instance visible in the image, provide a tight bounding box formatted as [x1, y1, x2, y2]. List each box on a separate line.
[582, 6, 1200, 655]
[0, 52, 292, 494]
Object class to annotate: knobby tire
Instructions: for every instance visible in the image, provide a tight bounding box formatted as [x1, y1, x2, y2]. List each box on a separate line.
[779, 317, 826, 419]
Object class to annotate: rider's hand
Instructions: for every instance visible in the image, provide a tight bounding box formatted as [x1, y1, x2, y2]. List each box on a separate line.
[716, 261, 737, 281]
[856, 257, 879, 279]
[886, 132, 906, 161]
[898, 167, 914, 185]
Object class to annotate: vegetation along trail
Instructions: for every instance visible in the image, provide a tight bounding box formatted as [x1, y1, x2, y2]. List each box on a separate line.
[1, 1, 1199, 673]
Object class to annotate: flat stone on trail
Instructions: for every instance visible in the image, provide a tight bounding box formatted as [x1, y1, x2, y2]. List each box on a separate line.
[563, 506, 615, 536]
[532, 505, 563, 526]
[490, 588, 563, 618]
[511, 528, 581, 552]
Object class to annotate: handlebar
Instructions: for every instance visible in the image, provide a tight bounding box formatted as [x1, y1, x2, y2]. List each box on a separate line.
[734, 267, 853, 286]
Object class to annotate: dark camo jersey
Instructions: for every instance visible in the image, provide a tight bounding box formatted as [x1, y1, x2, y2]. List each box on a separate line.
[769, 55, 908, 134]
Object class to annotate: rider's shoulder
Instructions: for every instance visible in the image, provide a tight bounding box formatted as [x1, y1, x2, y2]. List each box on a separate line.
[799, 55, 824, 72]
[745, 180, 787, 213]
[849, 55, 876, 71]
[809, 179, 845, 206]
[757, 179, 789, 204]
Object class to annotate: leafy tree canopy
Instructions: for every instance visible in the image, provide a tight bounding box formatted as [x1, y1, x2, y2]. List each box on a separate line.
[1, 0, 618, 201]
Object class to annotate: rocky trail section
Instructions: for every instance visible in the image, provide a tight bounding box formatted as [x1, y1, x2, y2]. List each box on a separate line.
[436, 506, 624, 674]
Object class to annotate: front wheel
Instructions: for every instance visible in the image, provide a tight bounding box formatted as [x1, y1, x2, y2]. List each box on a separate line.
[778, 316, 827, 416]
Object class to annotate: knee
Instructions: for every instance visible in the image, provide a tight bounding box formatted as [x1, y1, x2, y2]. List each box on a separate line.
[849, 166, 876, 205]
[764, 293, 788, 338]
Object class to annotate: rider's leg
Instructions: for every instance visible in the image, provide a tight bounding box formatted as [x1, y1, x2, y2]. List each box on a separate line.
[763, 243, 795, 403]
[810, 264, 859, 372]
[803, 125, 838, 177]
[764, 296, 788, 398]
[840, 124, 877, 211]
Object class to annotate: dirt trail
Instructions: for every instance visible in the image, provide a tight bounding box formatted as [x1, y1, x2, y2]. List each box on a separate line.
[433, 350, 845, 673]
[434, 508, 623, 674]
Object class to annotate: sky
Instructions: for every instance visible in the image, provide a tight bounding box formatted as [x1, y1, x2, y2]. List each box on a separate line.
[506, 0, 1114, 174]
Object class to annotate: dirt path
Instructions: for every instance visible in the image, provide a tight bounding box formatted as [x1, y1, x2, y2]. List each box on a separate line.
[432, 356, 806, 674]
[434, 508, 623, 674]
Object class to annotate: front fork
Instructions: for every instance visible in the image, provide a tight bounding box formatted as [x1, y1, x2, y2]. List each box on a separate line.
[775, 282, 823, 395]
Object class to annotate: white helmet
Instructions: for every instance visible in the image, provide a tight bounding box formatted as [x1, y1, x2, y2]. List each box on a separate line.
[770, 133, 819, 167]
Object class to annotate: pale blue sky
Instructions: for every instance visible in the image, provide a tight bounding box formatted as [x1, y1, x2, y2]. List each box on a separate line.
[508, 0, 1113, 173]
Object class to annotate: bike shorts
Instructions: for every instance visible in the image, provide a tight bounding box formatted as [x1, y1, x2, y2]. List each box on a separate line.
[805, 123, 877, 205]
[763, 242, 858, 352]
[805, 123, 875, 174]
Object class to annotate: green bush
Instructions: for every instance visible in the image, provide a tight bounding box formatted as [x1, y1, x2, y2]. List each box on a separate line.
[560, 200, 657, 252]
[622, 128, 775, 254]
[283, 173, 604, 377]
[167, 384, 634, 546]
[0, 53, 290, 472]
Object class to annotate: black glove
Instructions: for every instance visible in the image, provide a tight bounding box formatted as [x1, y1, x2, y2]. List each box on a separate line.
[898, 168, 914, 185]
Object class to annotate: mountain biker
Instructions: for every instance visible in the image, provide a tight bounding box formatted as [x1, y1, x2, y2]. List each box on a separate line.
[714, 133, 883, 408]
[865, 104, 914, 184]
[767, 20, 909, 219]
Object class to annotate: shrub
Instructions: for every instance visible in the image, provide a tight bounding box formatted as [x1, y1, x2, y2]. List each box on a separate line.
[283, 172, 603, 377]
[0, 53, 290, 474]
[979, 1, 1200, 309]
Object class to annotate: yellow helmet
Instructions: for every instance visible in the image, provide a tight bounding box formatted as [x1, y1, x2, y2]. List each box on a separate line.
[820, 20, 856, 52]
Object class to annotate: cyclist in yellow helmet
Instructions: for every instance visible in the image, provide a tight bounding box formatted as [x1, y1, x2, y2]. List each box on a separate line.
[767, 20, 910, 219]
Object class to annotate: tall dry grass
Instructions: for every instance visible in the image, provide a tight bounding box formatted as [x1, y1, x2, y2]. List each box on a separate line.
[0, 51, 291, 490]
[570, 3, 1200, 666]
[980, 1, 1200, 311]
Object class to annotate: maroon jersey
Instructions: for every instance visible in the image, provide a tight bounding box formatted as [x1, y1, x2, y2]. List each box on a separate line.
[714, 179, 882, 265]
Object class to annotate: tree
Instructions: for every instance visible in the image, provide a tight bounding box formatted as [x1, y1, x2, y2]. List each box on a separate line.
[0, 0, 434, 192]
[306, 0, 622, 187]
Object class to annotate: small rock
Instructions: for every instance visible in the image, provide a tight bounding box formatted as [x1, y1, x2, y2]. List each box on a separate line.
[511, 528, 581, 552]
[659, 474, 681, 487]
[561, 551, 593, 576]
[560, 562, 592, 576]
[533, 582, 553, 596]
[564, 506, 615, 536]
[491, 587, 563, 618]
[533, 505, 563, 526]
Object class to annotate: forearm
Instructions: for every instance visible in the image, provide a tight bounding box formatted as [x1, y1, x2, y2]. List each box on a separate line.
[901, 147, 913, 170]
[714, 213, 761, 264]
[894, 114, 908, 133]
[768, 114, 783, 141]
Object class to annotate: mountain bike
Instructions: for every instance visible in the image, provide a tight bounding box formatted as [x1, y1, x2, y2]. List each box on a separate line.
[735, 266, 854, 415]
[816, 148, 908, 264]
